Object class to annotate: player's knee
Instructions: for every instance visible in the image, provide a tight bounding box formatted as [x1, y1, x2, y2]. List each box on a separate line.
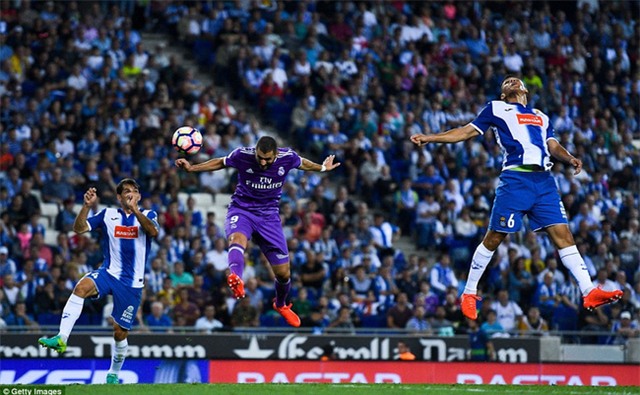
[73, 279, 96, 298]
[113, 325, 129, 341]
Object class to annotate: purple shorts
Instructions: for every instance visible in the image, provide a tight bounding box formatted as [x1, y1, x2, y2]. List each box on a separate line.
[225, 205, 289, 265]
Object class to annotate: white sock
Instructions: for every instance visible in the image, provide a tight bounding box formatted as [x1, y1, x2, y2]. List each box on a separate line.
[558, 245, 594, 296]
[108, 338, 128, 374]
[464, 243, 495, 295]
[58, 294, 85, 342]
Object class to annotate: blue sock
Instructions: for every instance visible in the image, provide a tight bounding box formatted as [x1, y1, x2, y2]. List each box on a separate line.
[228, 244, 245, 278]
[274, 278, 291, 307]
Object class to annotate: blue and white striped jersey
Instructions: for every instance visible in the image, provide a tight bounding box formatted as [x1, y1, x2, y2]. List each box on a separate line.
[470, 101, 557, 171]
[87, 207, 159, 288]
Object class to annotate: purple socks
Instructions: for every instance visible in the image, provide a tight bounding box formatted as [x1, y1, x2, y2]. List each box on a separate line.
[274, 278, 291, 307]
[228, 243, 245, 278]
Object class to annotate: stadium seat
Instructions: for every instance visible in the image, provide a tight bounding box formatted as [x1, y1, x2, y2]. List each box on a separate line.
[215, 193, 232, 208]
[31, 189, 42, 201]
[177, 192, 189, 206]
[191, 192, 214, 207]
[40, 202, 59, 223]
[38, 214, 51, 228]
[44, 229, 59, 246]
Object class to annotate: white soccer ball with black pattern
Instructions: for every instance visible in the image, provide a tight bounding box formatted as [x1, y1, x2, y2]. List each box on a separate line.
[172, 126, 202, 155]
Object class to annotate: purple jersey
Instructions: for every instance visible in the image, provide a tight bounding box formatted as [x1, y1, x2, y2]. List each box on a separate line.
[224, 147, 302, 214]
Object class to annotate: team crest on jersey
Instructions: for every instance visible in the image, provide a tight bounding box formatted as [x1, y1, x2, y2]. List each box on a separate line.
[114, 225, 139, 239]
[499, 216, 507, 227]
[516, 113, 543, 126]
[278, 166, 285, 176]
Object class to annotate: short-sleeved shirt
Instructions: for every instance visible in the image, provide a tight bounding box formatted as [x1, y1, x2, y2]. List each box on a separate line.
[470, 101, 556, 171]
[87, 207, 159, 288]
[224, 147, 302, 214]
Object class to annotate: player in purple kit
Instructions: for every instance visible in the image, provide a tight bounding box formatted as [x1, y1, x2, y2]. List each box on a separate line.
[175, 136, 340, 327]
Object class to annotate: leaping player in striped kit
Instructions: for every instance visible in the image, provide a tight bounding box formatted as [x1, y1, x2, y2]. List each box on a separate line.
[410, 76, 622, 321]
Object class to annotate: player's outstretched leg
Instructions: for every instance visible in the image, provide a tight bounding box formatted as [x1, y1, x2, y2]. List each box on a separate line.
[106, 329, 129, 384]
[460, 294, 482, 320]
[227, 243, 246, 299]
[38, 293, 85, 353]
[106, 373, 119, 384]
[273, 278, 300, 327]
[227, 273, 245, 299]
[38, 334, 67, 354]
[460, 243, 494, 320]
[583, 287, 623, 311]
[273, 301, 301, 327]
[556, 245, 623, 310]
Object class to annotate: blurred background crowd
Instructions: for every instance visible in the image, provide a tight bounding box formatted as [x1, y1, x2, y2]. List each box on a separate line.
[0, 0, 638, 345]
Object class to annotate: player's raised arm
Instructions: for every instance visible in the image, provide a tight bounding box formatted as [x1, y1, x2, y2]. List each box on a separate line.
[410, 123, 480, 146]
[175, 157, 226, 173]
[123, 191, 159, 238]
[73, 187, 97, 234]
[299, 155, 341, 172]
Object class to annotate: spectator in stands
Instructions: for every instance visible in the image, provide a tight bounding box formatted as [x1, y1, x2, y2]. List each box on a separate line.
[518, 306, 549, 337]
[194, 304, 224, 333]
[491, 289, 524, 334]
[4, 301, 38, 332]
[0, 246, 16, 277]
[172, 287, 200, 327]
[327, 305, 356, 334]
[386, 292, 412, 329]
[429, 253, 458, 302]
[145, 301, 173, 333]
[415, 191, 439, 251]
[431, 305, 455, 337]
[169, 261, 193, 288]
[230, 295, 259, 328]
[480, 309, 507, 338]
[405, 305, 430, 333]
[394, 178, 419, 236]
[54, 198, 76, 233]
[369, 212, 399, 260]
[41, 168, 74, 207]
[535, 271, 561, 323]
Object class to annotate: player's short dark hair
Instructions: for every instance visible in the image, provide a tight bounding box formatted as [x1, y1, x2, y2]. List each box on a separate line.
[256, 135, 278, 154]
[116, 178, 140, 195]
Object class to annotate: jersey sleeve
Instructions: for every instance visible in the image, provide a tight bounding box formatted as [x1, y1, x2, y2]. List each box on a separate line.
[223, 147, 242, 169]
[290, 149, 303, 169]
[146, 210, 161, 232]
[469, 102, 494, 135]
[536, 109, 557, 141]
[86, 208, 107, 231]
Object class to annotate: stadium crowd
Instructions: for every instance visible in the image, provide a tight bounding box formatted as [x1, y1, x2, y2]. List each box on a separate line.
[0, 0, 639, 345]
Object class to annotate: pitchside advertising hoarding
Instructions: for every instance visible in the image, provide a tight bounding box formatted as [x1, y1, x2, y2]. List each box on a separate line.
[1, 359, 638, 385]
[0, 359, 209, 384]
[209, 361, 640, 386]
[0, 333, 539, 362]
[1, 334, 638, 385]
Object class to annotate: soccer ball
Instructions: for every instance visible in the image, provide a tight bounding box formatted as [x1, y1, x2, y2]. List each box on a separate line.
[172, 126, 202, 155]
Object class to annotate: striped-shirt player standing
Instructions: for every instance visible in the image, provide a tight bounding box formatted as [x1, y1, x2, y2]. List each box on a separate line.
[39, 178, 159, 384]
[410, 77, 622, 321]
